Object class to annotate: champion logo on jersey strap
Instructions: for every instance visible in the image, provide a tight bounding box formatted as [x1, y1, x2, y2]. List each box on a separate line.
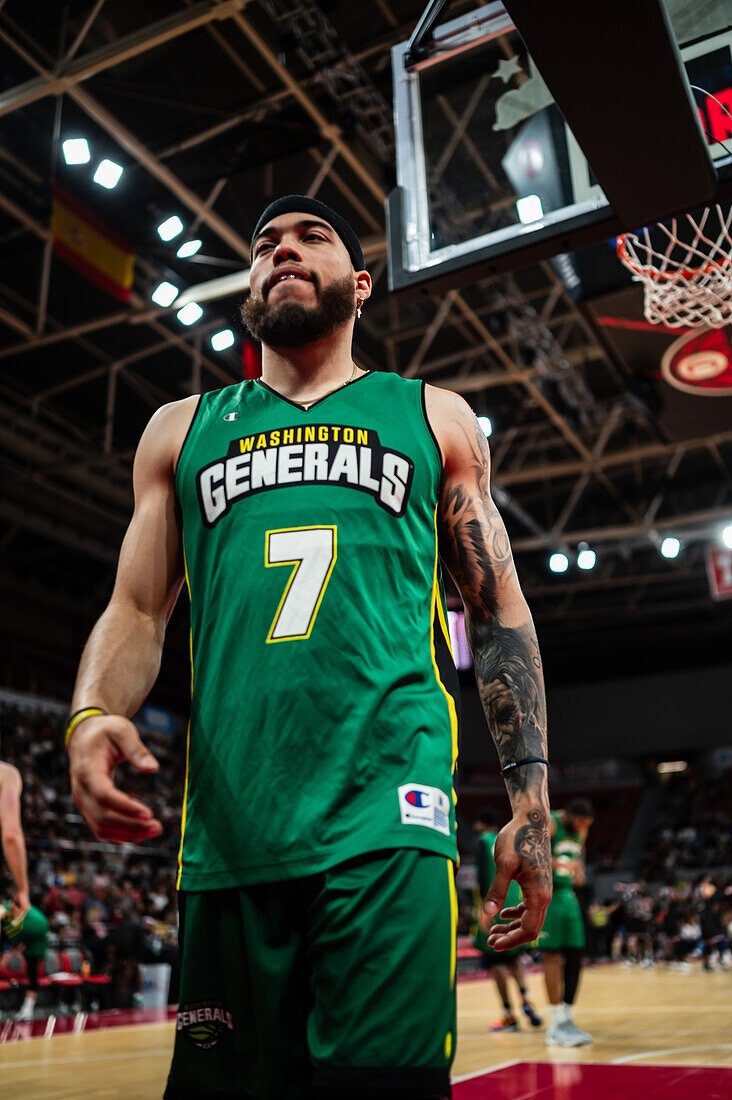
[398, 783, 451, 836]
[222, 412, 239, 421]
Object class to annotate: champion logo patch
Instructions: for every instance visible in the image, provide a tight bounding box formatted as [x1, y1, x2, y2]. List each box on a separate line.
[223, 412, 239, 422]
[398, 783, 451, 836]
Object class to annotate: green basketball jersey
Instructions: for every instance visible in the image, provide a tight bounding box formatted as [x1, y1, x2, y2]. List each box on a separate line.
[551, 810, 583, 890]
[174, 371, 460, 890]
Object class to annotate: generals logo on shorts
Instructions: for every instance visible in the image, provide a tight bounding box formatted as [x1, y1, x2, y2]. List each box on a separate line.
[398, 783, 451, 836]
[177, 1000, 234, 1049]
[196, 423, 414, 527]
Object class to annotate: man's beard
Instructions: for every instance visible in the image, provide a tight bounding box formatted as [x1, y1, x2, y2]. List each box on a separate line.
[240, 275, 356, 349]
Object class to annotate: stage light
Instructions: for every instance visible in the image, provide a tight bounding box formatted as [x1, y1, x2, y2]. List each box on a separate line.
[477, 415, 492, 438]
[151, 281, 179, 308]
[657, 760, 687, 774]
[158, 216, 184, 241]
[549, 552, 569, 573]
[177, 302, 203, 325]
[62, 138, 90, 165]
[177, 239, 202, 258]
[93, 159, 123, 189]
[516, 194, 543, 224]
[723, 524, 732, 549]
[577, 544, 596, 570]
[211, 329, 235, 351]
[661, 537, 680, 559]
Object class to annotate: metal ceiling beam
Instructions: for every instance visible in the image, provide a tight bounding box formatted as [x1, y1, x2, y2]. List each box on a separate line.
[0, 25, 252, 259]
[0, 401, 131, 509]
[0, 1, 250, 117]
[525, 565, 702, 598]
[0, 177, 237, 391]
[0, 498, 119, 564]
[512, 504, 732, 552]
[230, 11, 385, 206]
[499, 430, 732, 486]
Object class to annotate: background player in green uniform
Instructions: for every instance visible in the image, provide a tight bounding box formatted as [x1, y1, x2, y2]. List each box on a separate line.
[0, 902, 49, 1021]
[0, 760, 36, 1019]
[471, 809, 542, 1031]
[66, 195, 552, 1100]
[539, 798, 594, 1047]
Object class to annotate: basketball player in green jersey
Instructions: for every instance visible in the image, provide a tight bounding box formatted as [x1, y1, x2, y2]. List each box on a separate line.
[66, 195, 551, 1100]
[539, 797, 594, 1047]
[0, 762, 30, 922]
[471, 809, 542, 1031]
[0, 901, 49, 1020]
[0, 760, 35, 1019]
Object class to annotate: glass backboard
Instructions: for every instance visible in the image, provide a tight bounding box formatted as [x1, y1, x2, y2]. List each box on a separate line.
[388, 0, 732, 295]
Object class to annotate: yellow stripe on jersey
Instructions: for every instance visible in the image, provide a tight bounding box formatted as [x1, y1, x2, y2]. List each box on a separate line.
[430, 506, 459, 775]
[448, 857, 458, 988]
[176, 541, 194, 891]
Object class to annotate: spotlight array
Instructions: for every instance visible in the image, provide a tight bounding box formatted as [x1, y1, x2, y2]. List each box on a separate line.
[93, 159, 123, 189]
[151, 282, 179, 308]
[177, 302, 203, 326]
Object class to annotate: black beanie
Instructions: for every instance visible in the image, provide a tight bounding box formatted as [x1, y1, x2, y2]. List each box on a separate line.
[251, 195, 365, 270]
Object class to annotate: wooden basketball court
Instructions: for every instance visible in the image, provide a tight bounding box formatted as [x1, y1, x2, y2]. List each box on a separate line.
[1, 964, 730, 1099]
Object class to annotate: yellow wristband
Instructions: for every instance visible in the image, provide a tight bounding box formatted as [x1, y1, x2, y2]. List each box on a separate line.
[64, 707, 107, 750]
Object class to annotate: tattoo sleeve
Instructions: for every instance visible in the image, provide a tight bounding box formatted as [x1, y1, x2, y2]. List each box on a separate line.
[438, 412, 549, 810]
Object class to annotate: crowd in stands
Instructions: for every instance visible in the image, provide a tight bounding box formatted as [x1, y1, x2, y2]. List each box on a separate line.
[639, 765, 732, 881]
[3, 695, 732, 1013]
[0, 701, 181, 1007]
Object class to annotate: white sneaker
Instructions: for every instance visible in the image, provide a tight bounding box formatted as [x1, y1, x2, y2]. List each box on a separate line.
[546, 1021, 587, 1047]
[561, 1020, 593, 1045]
[14, 1003, 34, 1022]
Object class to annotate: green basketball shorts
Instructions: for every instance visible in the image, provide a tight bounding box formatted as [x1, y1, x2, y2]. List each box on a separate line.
[537, 887, 586, 952]
[472, 878, 523, 961]
[3, 906, 49, 959]
[164, 849, 457, 1100]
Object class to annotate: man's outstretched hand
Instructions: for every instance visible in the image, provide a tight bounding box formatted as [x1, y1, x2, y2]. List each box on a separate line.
[68, 715, 162, 843]
[482, 807, 552, 951]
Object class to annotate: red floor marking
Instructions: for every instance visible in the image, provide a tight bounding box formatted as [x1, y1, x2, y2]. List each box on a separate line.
[453, 1061, 732, 1099]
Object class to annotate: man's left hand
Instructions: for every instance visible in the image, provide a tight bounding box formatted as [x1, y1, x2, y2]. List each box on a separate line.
[12, 890, 30, 922]
[482, 807, 552, 950]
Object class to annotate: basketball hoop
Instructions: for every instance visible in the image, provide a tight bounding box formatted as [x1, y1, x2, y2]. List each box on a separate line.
[617, 205, 732, 329]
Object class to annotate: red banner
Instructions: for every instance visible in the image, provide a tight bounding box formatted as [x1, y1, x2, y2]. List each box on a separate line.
[706, 546, 732, 600]
[242, 339, 262, 379]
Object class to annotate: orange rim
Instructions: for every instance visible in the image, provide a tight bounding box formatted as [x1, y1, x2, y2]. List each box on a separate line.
[617, 233, 731, 282]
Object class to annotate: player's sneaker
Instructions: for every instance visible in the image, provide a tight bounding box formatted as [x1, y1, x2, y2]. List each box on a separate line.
[545, 1023, 574, 1046]
[560, 1020, 593, 1045]
[546, 1021, 588, 1047]
[14, 1002, 34, 1022]
[490, 1015, 519, 1032]
[522, 1000, 543, 1027]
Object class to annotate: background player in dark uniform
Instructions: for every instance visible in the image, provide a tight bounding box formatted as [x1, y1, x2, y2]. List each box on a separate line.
[66, 196, 552, 1100]
[539, 798, 594, 1047]
[472, 808, 543, 1031]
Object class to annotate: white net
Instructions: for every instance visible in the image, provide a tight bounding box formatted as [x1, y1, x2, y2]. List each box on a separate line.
[617, 205, 732, 329]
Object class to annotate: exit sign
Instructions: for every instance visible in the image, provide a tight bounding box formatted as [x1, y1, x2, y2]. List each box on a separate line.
[706, 547, 732, 600]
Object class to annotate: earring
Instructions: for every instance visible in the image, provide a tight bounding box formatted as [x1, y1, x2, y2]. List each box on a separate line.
[356, 300, 363, 319]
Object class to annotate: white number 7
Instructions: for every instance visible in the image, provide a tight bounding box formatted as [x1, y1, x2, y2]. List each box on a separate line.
[265, 526, 337, 642]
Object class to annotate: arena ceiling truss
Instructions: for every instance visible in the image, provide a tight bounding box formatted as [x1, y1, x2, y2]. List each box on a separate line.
[0, 0, 730, 699]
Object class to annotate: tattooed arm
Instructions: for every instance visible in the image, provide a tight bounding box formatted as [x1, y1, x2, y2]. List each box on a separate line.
[426, 386, 552, 949]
